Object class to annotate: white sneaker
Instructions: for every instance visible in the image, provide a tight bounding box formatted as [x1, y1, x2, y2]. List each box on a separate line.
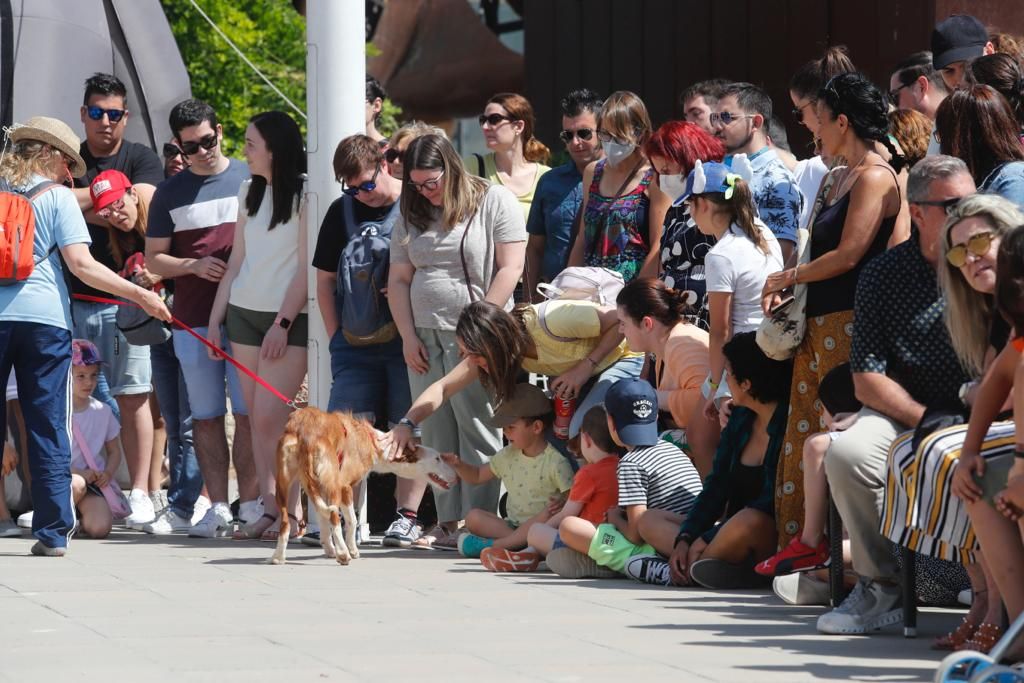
[142, 508, 193, 535]
[773, 573, 831, 606]
[16, 510, 32, 529]
[382, 515, 422, 548]
[238, 499, 264, 525]
[149, 490, 168, 516]
[190, 496, 212, 526]
[188, 502, 234, 538]
[124, 489, 156, 528]
[816, 580, 902, 635]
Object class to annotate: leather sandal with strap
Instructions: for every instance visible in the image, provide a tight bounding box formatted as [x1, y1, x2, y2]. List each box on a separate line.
[232, 513, 276, 540]
[958, 622, 1004, 654]
[260, 513, 304, 543]
[933, 616, 978, 651]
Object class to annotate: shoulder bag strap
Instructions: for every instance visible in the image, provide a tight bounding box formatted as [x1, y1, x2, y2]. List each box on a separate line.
[537, 300, 580, 343]
[71, 420, 128, 515]
[26, 181, 61, 265]
[473, 152, 485, 178]
[459, 202, 482, 302]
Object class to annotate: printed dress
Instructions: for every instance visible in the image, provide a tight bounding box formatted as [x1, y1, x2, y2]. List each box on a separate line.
[581, 159, 652, 282]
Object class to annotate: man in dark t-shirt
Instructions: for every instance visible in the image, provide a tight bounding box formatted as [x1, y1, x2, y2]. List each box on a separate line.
[68, 73, 165, 529]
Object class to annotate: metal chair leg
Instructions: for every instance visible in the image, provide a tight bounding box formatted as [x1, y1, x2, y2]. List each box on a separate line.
[901, 546, 917, 638]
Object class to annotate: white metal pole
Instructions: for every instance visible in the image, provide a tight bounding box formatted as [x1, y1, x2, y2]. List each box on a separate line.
[305, 0, 368, 537]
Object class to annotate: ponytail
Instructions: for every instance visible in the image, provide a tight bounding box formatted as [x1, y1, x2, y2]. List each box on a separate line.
[524, 135, 551, 165]
[617, 277, 694, 327]
[877, 134, 908, 173]
[724, 180, 769, 255]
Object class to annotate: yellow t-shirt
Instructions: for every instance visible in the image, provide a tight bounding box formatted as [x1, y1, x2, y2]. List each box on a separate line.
[489, 443, 575, 525]
[465, 152, 550, 221]
[519, 300, 640, 377]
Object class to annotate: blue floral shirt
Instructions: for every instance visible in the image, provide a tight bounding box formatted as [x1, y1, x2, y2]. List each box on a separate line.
[729, 147, 803, 247]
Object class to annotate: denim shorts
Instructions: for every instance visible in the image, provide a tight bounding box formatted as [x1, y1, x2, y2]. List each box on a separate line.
[72, 300, 152, 396]
[172, 326, 248, 420]
[328, 329, 410, 425]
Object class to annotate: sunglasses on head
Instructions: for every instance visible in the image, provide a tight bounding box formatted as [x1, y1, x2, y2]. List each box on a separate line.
[946, 231, 994, 268]
[86, 106, 127, 123]
[162, 143, 185, 159]
[478, 113, 514, 127]
[342, 163, 382, 197]
[384, 148, 403, 164]
[559, 128, 595, 144]
[407, 169, 445, 193]
[709, 111, 755, 127]
[177, 134, 219, 156]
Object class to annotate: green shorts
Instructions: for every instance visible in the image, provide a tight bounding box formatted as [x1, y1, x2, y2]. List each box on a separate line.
[226, 304, 308, 348]
[587, 523, 656, 573]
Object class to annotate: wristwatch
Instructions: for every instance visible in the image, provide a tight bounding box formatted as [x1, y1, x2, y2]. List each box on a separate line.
[397, 416, 417, 430]
[958, 380, 976, 407]
[274, 315, 292, 330]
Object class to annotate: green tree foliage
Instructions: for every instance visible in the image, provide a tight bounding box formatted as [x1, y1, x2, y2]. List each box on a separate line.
[161, 0, 400, 156]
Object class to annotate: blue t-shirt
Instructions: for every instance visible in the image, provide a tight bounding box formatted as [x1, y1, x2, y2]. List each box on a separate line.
[0, 175, 91, 330]
[525, 162, 583, 282]
[980, 161, 1024, 209]
[729, 148, 803, 246]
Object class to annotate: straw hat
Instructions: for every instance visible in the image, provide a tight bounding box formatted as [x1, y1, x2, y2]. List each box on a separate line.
[8, 116, 86, 178]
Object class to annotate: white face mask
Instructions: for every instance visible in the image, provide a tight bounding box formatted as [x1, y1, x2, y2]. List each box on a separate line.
[659, 173, 687, 200]
[602, 140, 635, 166]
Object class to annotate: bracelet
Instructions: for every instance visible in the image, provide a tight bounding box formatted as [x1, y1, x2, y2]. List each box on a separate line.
[673, 531, 693, 548]
[397, 417, 417, 430]
[584, 356, 598, 367]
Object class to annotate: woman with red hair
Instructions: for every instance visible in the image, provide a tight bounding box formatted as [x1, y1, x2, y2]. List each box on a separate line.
[644, 121, 725, 331]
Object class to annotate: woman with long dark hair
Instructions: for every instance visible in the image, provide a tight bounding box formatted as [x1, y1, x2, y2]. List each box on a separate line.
[208, 111, 309, 540]
[968, 53, 1024, 134]
[761, 73, 905, 550]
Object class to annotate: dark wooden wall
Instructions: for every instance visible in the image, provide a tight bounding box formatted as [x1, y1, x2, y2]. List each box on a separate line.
[523, 0, 1023, 158]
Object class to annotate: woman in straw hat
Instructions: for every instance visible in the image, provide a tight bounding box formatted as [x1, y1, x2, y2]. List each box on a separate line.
[0, 115, 169, 557]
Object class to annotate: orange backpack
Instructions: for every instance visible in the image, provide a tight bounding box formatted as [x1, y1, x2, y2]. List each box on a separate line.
[0, 180, 58, 285]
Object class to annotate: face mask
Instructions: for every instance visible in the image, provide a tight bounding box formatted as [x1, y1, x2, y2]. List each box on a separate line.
[659, 173, 687, 200]
[602, 140, 635, 166]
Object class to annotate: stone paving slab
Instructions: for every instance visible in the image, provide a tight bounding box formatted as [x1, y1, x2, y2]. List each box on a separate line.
[0, 528, 960, 682]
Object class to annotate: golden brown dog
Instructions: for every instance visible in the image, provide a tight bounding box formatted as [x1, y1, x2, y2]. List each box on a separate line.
[269, 407, 456, 566]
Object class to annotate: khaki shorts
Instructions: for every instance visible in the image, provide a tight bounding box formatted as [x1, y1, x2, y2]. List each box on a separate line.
[226, 304, 307, 348]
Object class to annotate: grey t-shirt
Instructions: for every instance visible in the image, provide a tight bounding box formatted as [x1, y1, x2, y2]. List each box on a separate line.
[390, 184, 526, 330]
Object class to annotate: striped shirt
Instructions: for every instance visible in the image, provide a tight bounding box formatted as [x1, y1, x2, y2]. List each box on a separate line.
[617, 441, 702, 515]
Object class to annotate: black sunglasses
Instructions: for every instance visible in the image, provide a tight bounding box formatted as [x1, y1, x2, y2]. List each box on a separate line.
[384, 148, 403, 164]
[342, 163, 381, 197]
[559, 128, 595, 144]
[888, 83, 910, 104]
[913, 196, 962, 213]
[86, 106, 127, 123]
[162, 143, 185, 159]
[178, 134, 219, 156]
[792, 99, 816, 124]
[478, 113, 514, 127]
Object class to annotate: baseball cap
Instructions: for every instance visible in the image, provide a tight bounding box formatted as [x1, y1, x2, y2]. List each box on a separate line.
[932, 15, 989, 70]
[71, 339, 103, 366]
[89, 169, 132, 212]
[604, 378, 659, 447]
[674, 156, 753, 205]
[488, 383, 553, 428]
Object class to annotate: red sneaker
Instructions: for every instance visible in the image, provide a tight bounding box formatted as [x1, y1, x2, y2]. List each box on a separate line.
[480, 547, 541, 572]
[755, 536, 829, 576]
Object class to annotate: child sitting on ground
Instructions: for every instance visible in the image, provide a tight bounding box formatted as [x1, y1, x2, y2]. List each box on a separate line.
[442, 383, 576, 558]
[548, 378, 703, 580]
[756, 363, 861, 576]
[69, 340, 125, 539]
[481, 405, 623, 572]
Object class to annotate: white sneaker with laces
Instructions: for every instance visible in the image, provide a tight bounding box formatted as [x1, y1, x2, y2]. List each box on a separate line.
[382, 515, 421, 548]
[124, 488, 156, 528]
[624, 554, 673, 586]
[188, 502, 234, 538]
[816, 580, 902, 634]
[190, 496, 212, 526]
[142, 508, 192, 535]
[16, 510, 33, 529]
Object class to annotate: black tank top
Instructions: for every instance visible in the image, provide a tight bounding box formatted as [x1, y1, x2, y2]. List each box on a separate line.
[807, 165, 899, 317]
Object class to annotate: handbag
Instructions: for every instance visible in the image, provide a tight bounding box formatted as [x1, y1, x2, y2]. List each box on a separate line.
[116, 300, 172, 346]
[71, 422, 130, 519]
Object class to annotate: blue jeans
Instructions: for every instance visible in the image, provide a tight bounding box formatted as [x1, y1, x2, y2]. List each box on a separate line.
[151, 339, 202, 518]
[328, 330, 411, 425]
[0, 322, 75, 548]
[569, 354, 645, 437]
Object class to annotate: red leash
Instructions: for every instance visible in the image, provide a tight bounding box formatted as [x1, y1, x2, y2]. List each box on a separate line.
[73, 294, 296, 409]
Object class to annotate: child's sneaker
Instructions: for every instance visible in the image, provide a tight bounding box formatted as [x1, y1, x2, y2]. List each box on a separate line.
[124, 488, 156, 528]
[624, 554, 673, 586]
[546, 547, 620, 579]
[480, 547, 540, 572]
[188, 502, 234, 538]
[755, 536, 829, 576]
[457, 533, 493, 558]
[142, 508, 192, 535]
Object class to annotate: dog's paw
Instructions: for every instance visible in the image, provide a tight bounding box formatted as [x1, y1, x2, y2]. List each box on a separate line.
[269, 555, 286, 565]
[349, 548, 361, 560]
[335, 553, 351, 566]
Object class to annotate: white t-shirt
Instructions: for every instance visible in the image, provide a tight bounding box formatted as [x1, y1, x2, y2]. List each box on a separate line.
[705, 221, 783, 334]
[793, 156, 828, 229]
[70, 397, 120, 472]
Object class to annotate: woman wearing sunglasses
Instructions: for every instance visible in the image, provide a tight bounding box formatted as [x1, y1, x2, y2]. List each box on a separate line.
[469, 93, 551, 221]
[882, 194, 1024, 653]
[384, 121, 446, 181]
[936, 84, 1024, 208]
[207, 111, 308, 541]
[162, 140, 189, 178]
[388, 133, 526, 549]
[566, 91, 670, 282]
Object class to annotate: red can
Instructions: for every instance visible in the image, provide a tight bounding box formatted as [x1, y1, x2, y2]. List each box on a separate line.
[553, 397, 576, 439]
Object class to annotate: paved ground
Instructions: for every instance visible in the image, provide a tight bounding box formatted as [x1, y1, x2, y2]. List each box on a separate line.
[0, 528, 961, 682]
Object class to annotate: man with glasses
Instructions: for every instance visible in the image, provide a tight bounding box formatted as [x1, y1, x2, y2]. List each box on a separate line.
[68, 73, 165, 529]
[889, 52, 948, 155]
[678, 79, 730, 135]
[524, 88, 604, 302]
[817, 156, 975, 635]
[311, 134, 410, 546]
[145, 99, 258, 539]
[712, 82, 803, 264]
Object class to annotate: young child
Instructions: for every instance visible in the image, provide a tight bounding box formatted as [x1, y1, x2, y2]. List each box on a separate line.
[548, 378, 703, 580]
[481, 405, 622, 572]
[756, 363, 861, 576]
[443, 383, 576, 558]
[70, 340, 124, 539]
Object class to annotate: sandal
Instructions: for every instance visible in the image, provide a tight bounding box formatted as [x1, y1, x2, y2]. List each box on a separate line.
[260, 514, 304, 542]
[958, 622, 1004, 654]
[232, 513, 276, 540]
[933, 616, 978, 650]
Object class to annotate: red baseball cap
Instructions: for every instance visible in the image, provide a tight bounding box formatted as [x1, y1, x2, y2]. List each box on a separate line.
[89, 169, 132, 212]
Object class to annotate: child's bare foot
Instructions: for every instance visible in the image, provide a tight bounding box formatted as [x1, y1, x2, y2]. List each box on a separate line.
[994, 476, 1024, 521]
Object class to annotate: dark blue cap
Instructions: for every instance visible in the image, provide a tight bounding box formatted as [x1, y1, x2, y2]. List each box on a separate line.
[932, 15, 989, 70]
[604, 378, 659, 447]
